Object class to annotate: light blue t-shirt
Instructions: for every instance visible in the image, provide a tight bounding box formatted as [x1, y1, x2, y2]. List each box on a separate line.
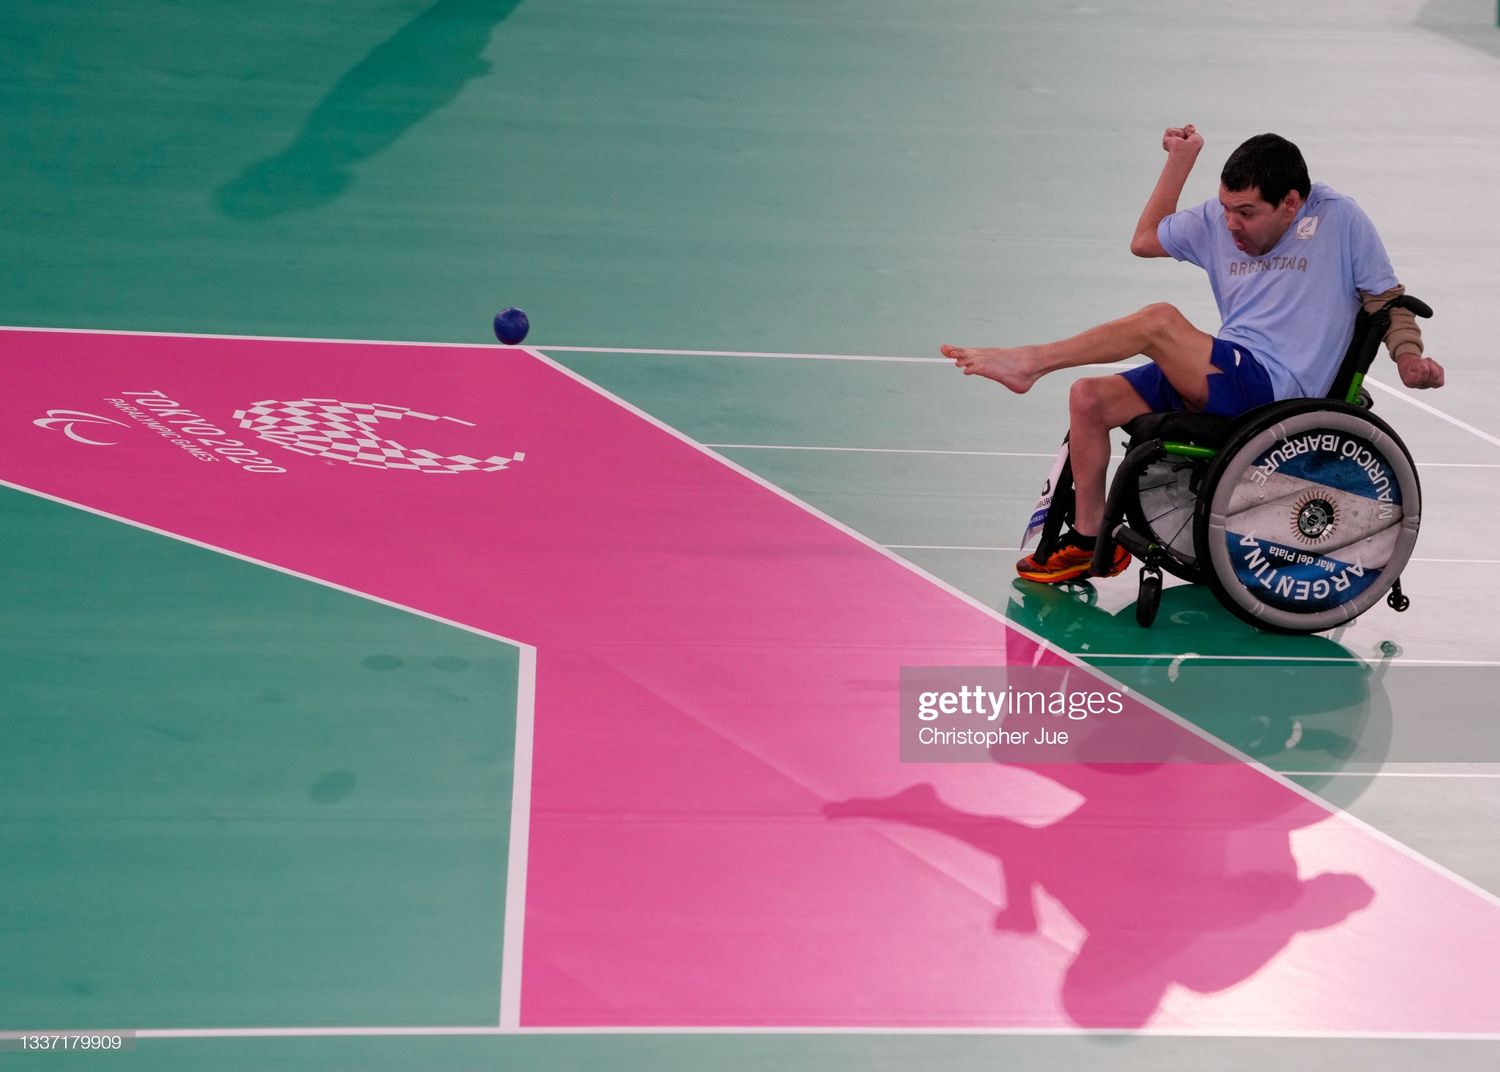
[1157, 182, 1399, 399]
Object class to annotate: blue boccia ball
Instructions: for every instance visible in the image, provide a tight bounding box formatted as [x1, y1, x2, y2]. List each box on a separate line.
[493, 307, 530, 345]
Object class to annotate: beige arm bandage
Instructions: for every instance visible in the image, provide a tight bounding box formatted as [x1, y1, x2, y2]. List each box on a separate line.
[1359, 285, 1424, 361]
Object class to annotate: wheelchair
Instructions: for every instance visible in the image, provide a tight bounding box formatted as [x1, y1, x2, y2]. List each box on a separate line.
[1029, 294, 1432, 634]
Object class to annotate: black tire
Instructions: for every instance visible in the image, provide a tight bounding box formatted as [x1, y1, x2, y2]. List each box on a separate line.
[1135, 571, 1163, 628]
[1193, 400, 1421, 634]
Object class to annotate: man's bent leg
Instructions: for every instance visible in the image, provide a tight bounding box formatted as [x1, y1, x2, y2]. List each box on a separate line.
[1015, 374, 1152, 585]
[944, 303, 1218, 405]
[1068, 375, 1152, 537]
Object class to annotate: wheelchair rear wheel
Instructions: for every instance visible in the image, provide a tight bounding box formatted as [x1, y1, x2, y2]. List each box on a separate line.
[1194, 400, 1421, 634]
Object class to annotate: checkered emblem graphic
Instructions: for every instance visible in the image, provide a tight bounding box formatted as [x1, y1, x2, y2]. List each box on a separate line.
[233, 399, 525, 473]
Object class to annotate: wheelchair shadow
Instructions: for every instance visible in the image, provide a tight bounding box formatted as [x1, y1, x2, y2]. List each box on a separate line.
[1003, 578, 1394, 812]
[822, 579, 1393, 1028]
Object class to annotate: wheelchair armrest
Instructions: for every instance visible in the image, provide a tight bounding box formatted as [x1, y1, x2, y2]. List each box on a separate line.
[1389, 294, 1433, 319]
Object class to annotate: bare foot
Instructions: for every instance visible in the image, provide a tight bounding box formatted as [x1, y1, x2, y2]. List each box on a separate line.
[940, 344, 1040, 393]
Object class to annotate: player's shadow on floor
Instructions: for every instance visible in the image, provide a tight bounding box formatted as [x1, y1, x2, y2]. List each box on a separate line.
[216, 0, 523, 220]
[1418, 0, 1500, 64]
[823, 579, 1392, 1029]
[825, 775, 1374, 1029]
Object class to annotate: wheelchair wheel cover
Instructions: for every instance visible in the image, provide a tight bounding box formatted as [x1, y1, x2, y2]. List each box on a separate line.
[1127, 456, 1207, 582]
[1195, 401, 1421, 633]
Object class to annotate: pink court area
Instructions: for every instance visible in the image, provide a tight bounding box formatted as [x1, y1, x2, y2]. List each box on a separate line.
[3, 327, 1498, 1033]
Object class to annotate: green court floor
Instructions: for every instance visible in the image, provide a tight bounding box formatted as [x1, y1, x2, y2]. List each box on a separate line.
[0, 489, 518, 1028]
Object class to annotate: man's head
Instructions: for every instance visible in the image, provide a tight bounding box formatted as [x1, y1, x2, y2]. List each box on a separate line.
[1219, 133, 1311, 256]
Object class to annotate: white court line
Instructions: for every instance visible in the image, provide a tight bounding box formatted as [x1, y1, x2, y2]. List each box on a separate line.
[541, 345, 946, 363]
[886, 543, 1028, 551]
[1405, 556, 1500, 564]
[498, 646, 537, 1030]
[540, 343, 1138, 371]
[0, 1025, 1492, 1041]
[1367, 375, 1500, 451]
[1281, 771, 1500, 779]
[883, 543, 1500, 566]
[1076, 653, 1500, 666]
[706, 443, 1066, 459]
[707, 441, 1500, 469]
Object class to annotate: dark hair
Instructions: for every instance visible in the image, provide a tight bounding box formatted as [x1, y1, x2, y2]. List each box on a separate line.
[1220, 133, 1311, 207]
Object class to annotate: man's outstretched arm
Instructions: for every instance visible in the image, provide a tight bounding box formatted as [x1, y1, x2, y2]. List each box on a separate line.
[1360, 285, 1445, 388]
[1131, 124, 1204, 258]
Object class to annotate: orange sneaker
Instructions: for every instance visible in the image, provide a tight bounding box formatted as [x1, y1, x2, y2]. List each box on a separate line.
[1016, 537, 1131, 585]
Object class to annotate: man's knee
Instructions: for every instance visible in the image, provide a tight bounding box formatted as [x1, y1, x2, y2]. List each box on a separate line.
[1135, 302, 1189, 340]
[1069, 376, 1117, 425]
[1070, 374, 1148, 428]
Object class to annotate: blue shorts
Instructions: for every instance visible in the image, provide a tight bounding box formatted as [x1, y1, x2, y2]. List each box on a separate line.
[1118, 339, 1275, 417]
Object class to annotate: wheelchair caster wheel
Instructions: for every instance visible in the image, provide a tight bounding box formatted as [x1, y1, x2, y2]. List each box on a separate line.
[1386, 582, 1410, 613]
[1135, 569, 1163, 628]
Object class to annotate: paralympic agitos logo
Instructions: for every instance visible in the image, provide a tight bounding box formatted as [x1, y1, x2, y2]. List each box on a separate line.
[33, 409, 129, 446]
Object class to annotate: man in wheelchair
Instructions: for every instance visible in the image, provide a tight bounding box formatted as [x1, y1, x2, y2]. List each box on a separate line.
[941, 127, 1445, 587]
